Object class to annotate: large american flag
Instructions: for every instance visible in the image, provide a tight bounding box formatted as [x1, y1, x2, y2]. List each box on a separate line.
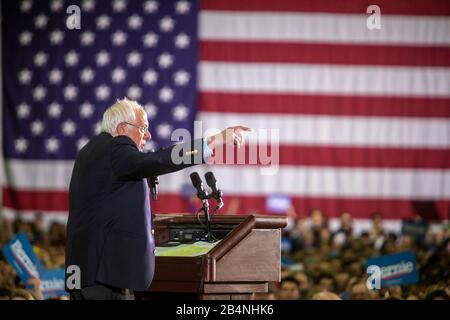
[1, 0, 449, 222]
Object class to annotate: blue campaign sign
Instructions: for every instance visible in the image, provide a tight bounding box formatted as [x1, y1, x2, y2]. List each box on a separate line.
[401, 220, 428, 242]
[1, 232, 67, 299]
[366, 251, 419, 287]
[40, 268, 67, 299]
[1, 232, 45, 285]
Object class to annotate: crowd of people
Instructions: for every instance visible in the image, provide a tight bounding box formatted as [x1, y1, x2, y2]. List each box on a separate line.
[265, 209, 449, 300]
[0, 209, 449, 300]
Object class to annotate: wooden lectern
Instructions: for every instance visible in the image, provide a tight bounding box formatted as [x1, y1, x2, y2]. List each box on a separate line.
[146, 214, 287, 300]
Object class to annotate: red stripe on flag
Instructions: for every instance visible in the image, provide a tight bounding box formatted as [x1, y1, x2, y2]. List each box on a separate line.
[3, 187, 68, 211]
[201, 0, 450, 16]
[153, 194, 450, 220]
[4, 189, 449, 220]
[201, 41, 450, 67]
[199, 92, 450, 118]
[209, 145, 450, 169]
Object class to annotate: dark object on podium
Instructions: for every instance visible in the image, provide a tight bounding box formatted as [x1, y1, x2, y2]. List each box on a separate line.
[146, 214, 287, 300]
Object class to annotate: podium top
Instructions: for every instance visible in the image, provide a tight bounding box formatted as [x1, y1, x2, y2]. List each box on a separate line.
[154, 213, 287, 229]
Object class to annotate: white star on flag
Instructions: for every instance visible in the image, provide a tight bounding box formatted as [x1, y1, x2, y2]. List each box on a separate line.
[143, 69, 158, 85]
[113, 0, 127, 12]
[34, 51, 48, 67]
[127, 51, 142, 67]
[156, 123, 173, 139]
[48, 102, 62, 118]
[159, 86, 174, 103]
[34, 14, 48, 29]
[80, 67, 95, 83]
[18, 69, 32, 84]
[80, 102, 94, 118]
[96, 85, 111, 101]
[175, 1, 191, 15]
[15, 137, 29, 153]
[111, 30, 127, 46]
[173, 104, 189, 121]
[159, 16, 175, 32]
[80, 31, 95, 46]
[127, 85, 142, 100]
[143, 0, 158, 14]
[17, 103, 31, 119]
[19, 31, 33, 46]
[77, 137, 90, 151]
[49, 30, 64, 45]
[82, 0, 95, 12]
[144, 141, 157, 152]
[49, 68, 63, 84]
[63, 84, 78, 101]
[96, 51, 111, 66]
[93, 121, 102, 134]
[45, 137, 60, 153]
[65, 51, 79, 67]
[145, 103, 158, 119]
[62, 119, 77, 136]
[143, 32, 158, 48]
[50, 0, 63, 12]
[33, 85, 47, 101]
[174, 70, 190, 86]
[31, 120, 45, 136]
[174, 33, 190, 49]
[158, 52, 174, 69]
[96, 15, 111, 30]
[111, 67, 127, 83]
[128, 15, 143, 30]
[20, 0, 33, 12]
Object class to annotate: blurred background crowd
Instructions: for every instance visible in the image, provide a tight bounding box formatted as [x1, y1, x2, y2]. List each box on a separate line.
[0, 208, 448, 300]
[264, 209, 450, 300]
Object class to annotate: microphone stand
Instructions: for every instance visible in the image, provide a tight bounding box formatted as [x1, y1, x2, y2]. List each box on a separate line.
[198, 195, 212, 243]
[198, 192, 224, 243]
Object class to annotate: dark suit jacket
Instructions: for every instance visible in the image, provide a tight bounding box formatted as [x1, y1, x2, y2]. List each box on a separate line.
[65, 133, 203, 291]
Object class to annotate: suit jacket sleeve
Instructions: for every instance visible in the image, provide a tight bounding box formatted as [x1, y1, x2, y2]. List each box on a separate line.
[110, 136, 205, 180]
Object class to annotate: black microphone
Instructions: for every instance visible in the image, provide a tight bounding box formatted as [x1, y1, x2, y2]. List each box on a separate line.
[205, 172, 223, 210]
[149, 176, 159, 200]
[190, 172, 208, 200]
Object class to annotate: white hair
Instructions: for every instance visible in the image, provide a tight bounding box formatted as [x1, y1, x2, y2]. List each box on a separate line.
[100, 98, 144, 135]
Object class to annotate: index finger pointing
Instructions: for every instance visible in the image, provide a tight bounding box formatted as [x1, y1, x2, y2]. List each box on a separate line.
[234, 126, 253, 132]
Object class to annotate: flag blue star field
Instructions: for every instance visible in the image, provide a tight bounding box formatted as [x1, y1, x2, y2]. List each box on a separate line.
[2, 0, 199, 216]
[3, 0, 197, 159]
[2, 0, 450, 220]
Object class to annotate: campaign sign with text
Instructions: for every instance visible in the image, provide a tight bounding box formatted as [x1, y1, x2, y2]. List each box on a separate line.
[266, 194, 292, 214]
[1, 232, 67, 299]
[366, 251, 419, 288]
[401, 220, 428, 242]
[40, 268, 67, 299]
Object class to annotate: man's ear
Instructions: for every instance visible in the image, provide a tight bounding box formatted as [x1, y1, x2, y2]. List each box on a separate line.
[116, 123, 125, 135]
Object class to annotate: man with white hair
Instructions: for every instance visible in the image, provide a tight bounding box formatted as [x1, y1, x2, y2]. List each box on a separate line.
[65, 98, 250, 300]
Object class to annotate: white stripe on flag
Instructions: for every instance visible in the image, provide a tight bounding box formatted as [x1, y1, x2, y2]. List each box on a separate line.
[3, 160, 73, 189]
[198, 112, 450, 148]
[199, 62, 450, 97]
[200, 11, 450, 45]
[5, 160, 449, 200]
[160, 166, 450, 199]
